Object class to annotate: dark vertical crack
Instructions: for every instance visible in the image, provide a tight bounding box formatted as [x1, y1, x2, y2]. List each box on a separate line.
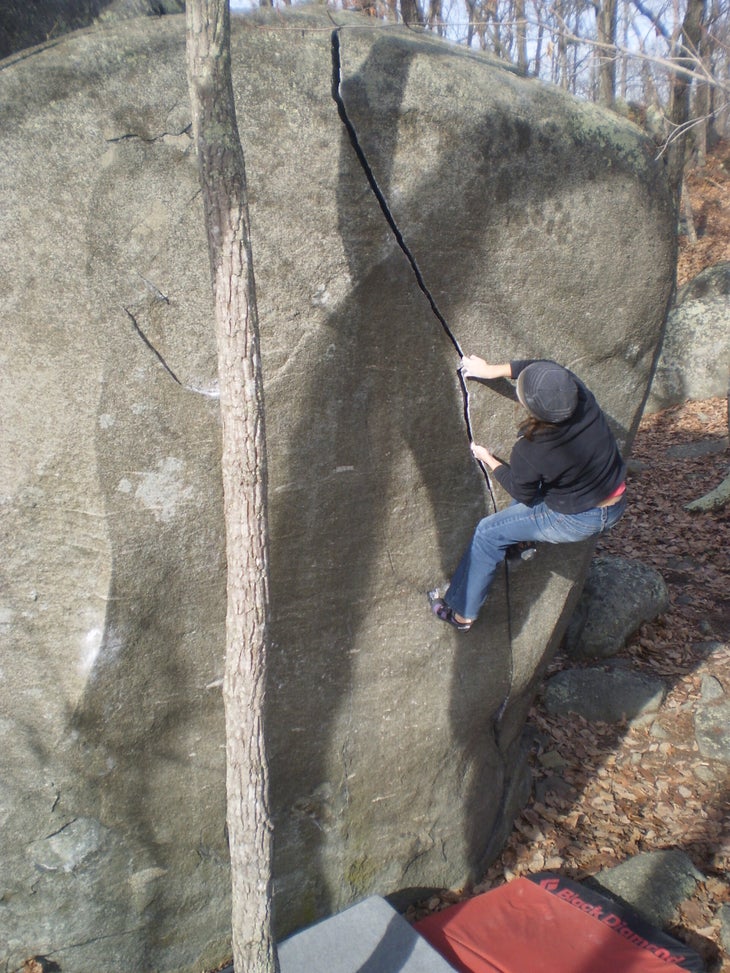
[330, 29, 515, 741]
[330, 28, 494, 500]
[330, 30, 459, 354]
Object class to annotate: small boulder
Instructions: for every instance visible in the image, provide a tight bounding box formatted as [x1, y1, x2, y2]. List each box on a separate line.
[543, 667, 666, 723]
[693, 641, 728, 659]
[564, 556, 669, 659]
[0, 0, 185, 59]
[590, 849, 705, 929]
[694, 695, 730, 763]
[700, 674, 725, 702]
[677, 262, 730, 301]
[720, 904, 730, 956]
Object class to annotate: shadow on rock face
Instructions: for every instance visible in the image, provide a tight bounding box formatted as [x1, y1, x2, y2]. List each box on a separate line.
[0, 0, 184, 60]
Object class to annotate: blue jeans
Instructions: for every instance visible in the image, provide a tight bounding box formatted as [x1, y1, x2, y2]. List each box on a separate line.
[444, 495, 627, 620]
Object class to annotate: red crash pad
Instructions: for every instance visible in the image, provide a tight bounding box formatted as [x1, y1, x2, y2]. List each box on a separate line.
[415, 874, 703, 973]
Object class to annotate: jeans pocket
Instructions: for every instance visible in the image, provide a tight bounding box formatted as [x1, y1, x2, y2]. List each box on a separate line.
[556, 509, 604, 540]
[603, 496, 627, 531]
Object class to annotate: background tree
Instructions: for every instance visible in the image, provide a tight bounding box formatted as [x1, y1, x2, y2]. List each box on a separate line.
[666, 0, 706, 196]
[596, 0, 619, 105]
[186, 2, 278, 972]
[691, 0, 719, 163]
[515, 0, 529, 72]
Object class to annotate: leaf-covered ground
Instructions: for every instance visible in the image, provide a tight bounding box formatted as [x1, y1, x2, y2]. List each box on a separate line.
[679, 140, 730, 286]
[408, 395, 730, 972]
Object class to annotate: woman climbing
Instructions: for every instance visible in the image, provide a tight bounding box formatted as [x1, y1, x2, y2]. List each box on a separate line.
[430, 356, 627, 631]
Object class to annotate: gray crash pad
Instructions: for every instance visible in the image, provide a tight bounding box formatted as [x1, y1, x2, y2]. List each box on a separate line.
[278, 895, 457, 973]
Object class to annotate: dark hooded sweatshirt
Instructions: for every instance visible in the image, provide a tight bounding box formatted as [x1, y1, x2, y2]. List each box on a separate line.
[491, 359, 627, 514]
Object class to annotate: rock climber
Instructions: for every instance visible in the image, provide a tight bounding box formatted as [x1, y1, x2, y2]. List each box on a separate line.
[430, 356, 627, 631]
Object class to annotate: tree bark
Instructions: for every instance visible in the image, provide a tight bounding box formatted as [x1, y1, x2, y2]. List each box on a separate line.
[684, 470, 730, 512]
[667, 0, 705, 200]
[401, 0, 424, 26]
[185, 3, 277, 972]
[596, 0, 618, 106]
[515, 0, 528, 73]
[427, 0, 444, 35]
[681, 175, 698, 244]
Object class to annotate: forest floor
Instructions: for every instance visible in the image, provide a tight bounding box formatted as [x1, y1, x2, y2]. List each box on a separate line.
[678, 139, 730, 287]
[404, 142, 730, 972]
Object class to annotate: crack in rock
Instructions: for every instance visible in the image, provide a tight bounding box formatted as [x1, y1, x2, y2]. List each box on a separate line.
[330, 26, 515, 730]
[123, 306, 183, 387]
[330, 27, 495, 502]
[122, 305, 219, 398]
[105, 124, 192, 144]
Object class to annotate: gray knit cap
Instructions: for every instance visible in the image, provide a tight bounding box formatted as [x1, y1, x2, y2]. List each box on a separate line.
[517, 362, 578, 422]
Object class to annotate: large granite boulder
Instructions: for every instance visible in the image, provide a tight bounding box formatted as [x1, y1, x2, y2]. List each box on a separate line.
[0, 8, 675, 972]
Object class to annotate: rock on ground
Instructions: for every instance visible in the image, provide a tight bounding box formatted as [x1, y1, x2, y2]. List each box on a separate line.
[543, 667, 667, 723]
[694, 696, 730, 763]
[0, 0, 184, 58]
[591, 849, 705, 930]
[563, 556, 670, 659]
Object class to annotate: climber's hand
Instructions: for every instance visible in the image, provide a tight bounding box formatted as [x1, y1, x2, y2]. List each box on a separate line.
[471, 442, 502, 470]
[460, 357, 512, 381]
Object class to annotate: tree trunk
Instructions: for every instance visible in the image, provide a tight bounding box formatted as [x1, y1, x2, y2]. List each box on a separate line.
[533, 20, 544, 77]
[596, 0, 618, 106]
[465, 0, 476, 46]
[401, 0, 424, 26]
[488, 3, 502, 59]
[691, 0, 718, 167]
[619, 0, 629, 100]
[185, 3, 277, 972]
[428, 0, 444, 35]
[667, 0, 705, 200]
[515, 0, 528, 73]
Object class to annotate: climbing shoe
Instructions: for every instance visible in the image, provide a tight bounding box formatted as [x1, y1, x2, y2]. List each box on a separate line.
[506, 541, 537, 564]
[428, 590, 473, 632]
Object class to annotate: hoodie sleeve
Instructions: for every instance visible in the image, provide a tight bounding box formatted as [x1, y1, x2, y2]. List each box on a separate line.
[509, 359, 535, 380]
[492, 438, 544, 505]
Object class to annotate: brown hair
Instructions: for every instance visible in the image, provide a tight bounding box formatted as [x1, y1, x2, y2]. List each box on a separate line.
[519, 414, 560, 441]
